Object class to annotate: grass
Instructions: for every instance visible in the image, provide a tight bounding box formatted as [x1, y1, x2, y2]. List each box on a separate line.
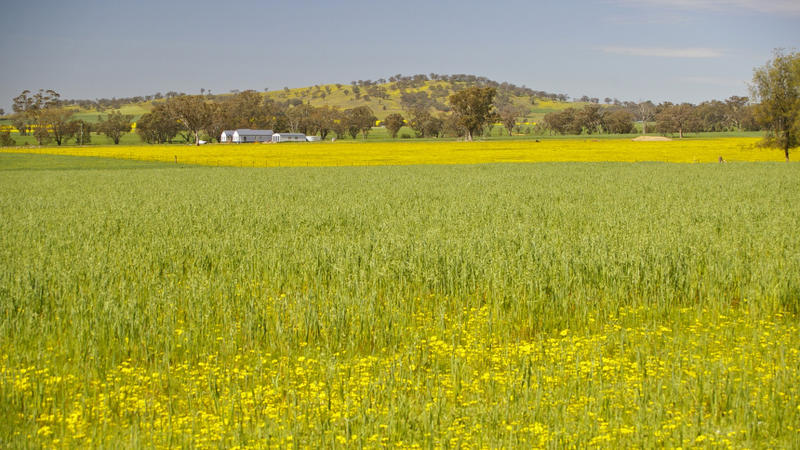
[1, 153, 799, 447]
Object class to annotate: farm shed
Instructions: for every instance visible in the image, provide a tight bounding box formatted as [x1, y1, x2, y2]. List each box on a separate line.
[220, 130, 236, 142]
[232, 129, 273, 143]
[272, 133, 306, 143]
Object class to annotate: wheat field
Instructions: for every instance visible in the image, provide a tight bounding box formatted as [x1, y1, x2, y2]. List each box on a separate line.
[1, 152, 799, 448]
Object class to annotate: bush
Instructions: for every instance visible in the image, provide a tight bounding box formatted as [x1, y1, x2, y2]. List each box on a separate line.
[0, 131, 16, 147]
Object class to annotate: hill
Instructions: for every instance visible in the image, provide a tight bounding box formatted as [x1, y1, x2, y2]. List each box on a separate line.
[2, 74, 582, 126]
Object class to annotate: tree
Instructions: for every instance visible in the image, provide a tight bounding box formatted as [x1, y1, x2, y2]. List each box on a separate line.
[71, 120, 92, 145]
[346, 106, 377, 139]
[33, 125, 52, 145]
[229, 90, 268, 128]
[543, 108, 581, 135]
[383, 113, 405, 138]
[204, 102, 232, 143]
[37, 108, 75, 145]
[635, 101, 656, 134]
[13, 89, 61, 116]
[655, 103, 700, 138]
[310, 106, 338, 139]
[408, 109, 445, 138]
[331, 110, 348, 139]
[0, 131, 16, 147]
[167, 95, 214, 145]
[576, 104, 604, 134]
[12, 117, 28, 136]
[497, 104, 526, 136]
[408, 108, 432, 137]
[601, 110, 635, 134]
[696, 100, 728, 132]
[98, 111, 133, 144]
[137, 104, 180, 144]
[449, 87, 497, 141]
[750, 50, 800, 161]
[725, 96, 749, 130]
[12, 89, 61, 139]
[286, 104, 314, 133]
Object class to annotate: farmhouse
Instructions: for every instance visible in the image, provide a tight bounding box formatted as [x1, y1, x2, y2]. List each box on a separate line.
[272, 133, 307, 143]
[220, 130, 236, 142]
[231, 129, 274, 143]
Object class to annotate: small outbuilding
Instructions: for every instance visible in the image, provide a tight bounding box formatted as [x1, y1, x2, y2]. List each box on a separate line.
[272, 133, 307, 143]
[220, 130, 236, 143]
[305, 136, 321, 142]
[232, 129, 273, 143]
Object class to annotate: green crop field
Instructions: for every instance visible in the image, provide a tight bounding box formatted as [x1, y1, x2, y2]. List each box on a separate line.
[1, 153, 799, 448]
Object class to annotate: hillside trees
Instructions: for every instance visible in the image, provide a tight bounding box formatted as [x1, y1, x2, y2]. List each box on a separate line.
[383, 113, 405, 138]
[751, 50, 800, 161]
[98, 111, 133, 144]
[449, 86, 497, 141]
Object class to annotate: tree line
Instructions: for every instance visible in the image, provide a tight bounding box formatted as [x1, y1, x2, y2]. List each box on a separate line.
[0, 87, 770, 147]
[542, 97, 759, 136]
[3, 52, 796, 153]
[5, 89, 136, 146]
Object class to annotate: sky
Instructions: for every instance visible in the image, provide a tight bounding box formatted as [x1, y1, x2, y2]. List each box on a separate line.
[0, 0, 797, 111]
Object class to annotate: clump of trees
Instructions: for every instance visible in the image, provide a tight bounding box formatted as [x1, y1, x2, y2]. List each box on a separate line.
[751, 50, 800, 161]
[541, 97, 760, 137]
[544, 105, 635, 135]
[97, 112, 134, 145]
[10, 89, 100, 145]
[133, 91, 379, 144]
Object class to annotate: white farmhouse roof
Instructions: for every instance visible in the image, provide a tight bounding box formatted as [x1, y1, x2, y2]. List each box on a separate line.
[235, 129, 273, 136]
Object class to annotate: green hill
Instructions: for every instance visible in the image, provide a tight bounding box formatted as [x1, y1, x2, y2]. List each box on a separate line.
[2, 75, 584, 127]
[259, 78, 580, 123]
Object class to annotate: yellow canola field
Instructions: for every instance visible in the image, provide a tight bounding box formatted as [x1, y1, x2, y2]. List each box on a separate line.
[6, 306, 800, 448]
[1, 137, 785, 167]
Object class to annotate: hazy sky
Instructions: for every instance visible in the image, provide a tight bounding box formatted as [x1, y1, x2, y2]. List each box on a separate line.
[0, 0, 797, 111]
